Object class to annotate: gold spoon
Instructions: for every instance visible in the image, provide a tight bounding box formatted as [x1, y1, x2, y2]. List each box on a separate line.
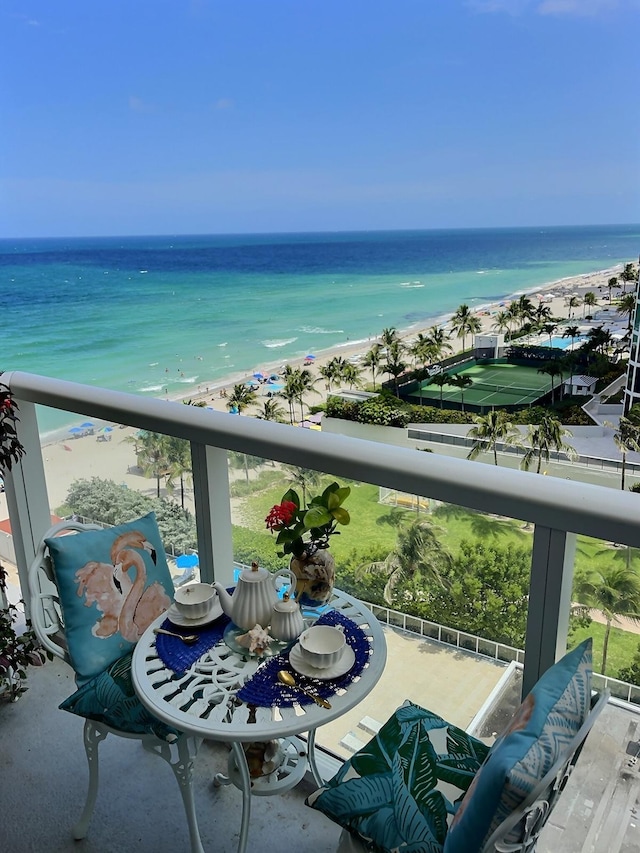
[154, 627, 200, 645]
[277, 670, 331, 709]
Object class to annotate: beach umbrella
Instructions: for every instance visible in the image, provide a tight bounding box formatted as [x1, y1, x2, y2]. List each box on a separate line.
[80, 421, 94, 428]
[176, 554, 199, 569]
[69, 426, 84, 434]
[101, 426, 113, 433]
[305, 354, 316, 360]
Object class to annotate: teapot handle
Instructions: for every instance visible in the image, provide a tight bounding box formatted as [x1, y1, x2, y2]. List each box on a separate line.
[273, 568, 296, 599]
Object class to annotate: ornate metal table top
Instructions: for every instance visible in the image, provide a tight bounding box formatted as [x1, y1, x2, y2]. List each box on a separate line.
[132, 588, 387, 742]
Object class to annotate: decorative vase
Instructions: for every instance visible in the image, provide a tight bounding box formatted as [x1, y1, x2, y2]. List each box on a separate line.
[289, 549, 335, 610]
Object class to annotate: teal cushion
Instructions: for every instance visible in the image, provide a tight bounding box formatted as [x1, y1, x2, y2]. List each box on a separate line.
[444, 638, 592, 853]
[306, 700, 490, 853]
[46, 513, 173, 684]
[59, 651, 180, 742]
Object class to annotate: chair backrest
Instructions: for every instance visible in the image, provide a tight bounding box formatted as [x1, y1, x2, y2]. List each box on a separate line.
[27, 520, 103, 665]
[480, 689, 610, 853]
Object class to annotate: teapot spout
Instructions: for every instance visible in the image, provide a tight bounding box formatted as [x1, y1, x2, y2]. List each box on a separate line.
[212, 582, 233, 618]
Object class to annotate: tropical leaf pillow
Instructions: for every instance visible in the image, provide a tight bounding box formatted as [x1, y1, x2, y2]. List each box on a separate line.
[59, 651, 180, 742]
[306, 700, 489, 853]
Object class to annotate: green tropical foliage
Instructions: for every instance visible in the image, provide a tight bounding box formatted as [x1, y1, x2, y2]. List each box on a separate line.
[466, 411, 522, 465]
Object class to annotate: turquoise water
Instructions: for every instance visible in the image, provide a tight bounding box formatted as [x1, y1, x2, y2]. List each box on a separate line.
[2, 225, 638, 437]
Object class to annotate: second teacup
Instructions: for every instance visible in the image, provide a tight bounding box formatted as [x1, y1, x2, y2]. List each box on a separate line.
[174, 582, 216, 619]
[298, 624, 345, 669]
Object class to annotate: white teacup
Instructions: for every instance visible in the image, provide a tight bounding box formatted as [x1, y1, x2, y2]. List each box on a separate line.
[298, 625, 345, 669]
[174, 582, 216, 619]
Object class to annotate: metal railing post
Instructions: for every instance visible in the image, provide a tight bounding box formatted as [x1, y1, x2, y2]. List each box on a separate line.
[523, 526, 576, 698]
[190, 442, 234, 586]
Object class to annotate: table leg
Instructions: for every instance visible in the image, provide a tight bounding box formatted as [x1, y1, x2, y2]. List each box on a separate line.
[307, 729, 323, 788]
[231, 741, 252, 853]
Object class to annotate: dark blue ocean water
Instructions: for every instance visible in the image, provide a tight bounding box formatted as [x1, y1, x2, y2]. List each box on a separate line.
[2, 225, 638, 435]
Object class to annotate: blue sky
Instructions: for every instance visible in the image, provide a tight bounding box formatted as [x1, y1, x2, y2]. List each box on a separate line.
[2, 0, 639, 237]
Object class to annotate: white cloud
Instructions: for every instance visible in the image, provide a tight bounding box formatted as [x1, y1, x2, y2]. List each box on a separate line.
[537, 0, 619, 15]
[128, 95, 155, 113]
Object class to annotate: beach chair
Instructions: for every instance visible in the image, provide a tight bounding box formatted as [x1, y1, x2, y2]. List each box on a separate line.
[28, 518, 205, 853]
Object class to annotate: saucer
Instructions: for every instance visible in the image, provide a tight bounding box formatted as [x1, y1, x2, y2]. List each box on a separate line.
[166, 600, 223, 628]
[289, 642, 356, 680]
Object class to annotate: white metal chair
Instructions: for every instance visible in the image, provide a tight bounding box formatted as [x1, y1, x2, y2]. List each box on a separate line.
[331, 690, 609, 853]
[28, 520, 205, 853]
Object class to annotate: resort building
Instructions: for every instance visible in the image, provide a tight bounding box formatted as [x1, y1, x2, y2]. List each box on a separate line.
[623, 268, 640, 413]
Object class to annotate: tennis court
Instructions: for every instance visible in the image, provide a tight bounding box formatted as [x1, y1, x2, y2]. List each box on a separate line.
[417, 362, 553, 410]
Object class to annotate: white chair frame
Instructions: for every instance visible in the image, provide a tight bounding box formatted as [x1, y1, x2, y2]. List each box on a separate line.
[28, 519, 205, 853]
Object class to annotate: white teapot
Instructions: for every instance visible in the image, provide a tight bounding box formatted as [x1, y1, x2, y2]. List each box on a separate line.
[270, 592, 304, 642]
[213, 561, 295, 631]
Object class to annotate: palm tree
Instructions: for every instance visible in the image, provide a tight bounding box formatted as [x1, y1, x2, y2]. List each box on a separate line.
[449, 374, 473, 413]
[466, 411, 522, 466]
[279, 378, 298, 425]
[533, 302, 552, 327]
[295, 368, 318, 422]
[341, 362, 363, 389]
[283, 466, 322, 507]
[256, 398, 286, 422]
[492, 311, 511, 339]
[542, 322, 558, 347]
[520, 415, 576, 474]
[537, 361, 563, 402]
[505, 302, 521, 339]
[383, 339, 407, 397]
[164, 434, 192, 509]
[606, 276, 619, 303]
[429, 372, 450, 408]
[565, 295, 581, 319]
[318, 362, 338, 392]
[135, 431, 171, 498]
[562, 325, 580, 351]
[360, 519, 452, 605]
[516, 295, 535, 328]
[226, 383, 257, 415]
[380, 327, 401, 349]
[582, 290, 597, 317]
[612, 416, 640, 491]
[424, 325, 452, 361]
[620, 262, 637, 293]
[617, 293, 636, 335]
[574, 564, 640, 675]
[362, 344, 383, 390]
[451, 304, 481, 352]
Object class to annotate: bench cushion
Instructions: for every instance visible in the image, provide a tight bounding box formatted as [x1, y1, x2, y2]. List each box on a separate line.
[307, 700, 489, 853]
[46, 512, 173, 684]
[444, 638, 592, 853]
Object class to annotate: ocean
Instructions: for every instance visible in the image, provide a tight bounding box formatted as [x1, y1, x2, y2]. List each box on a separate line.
[2, 225, 639, 438]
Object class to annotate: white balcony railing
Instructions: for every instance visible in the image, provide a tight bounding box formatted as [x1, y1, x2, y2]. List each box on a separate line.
[5, 369, 640, 698]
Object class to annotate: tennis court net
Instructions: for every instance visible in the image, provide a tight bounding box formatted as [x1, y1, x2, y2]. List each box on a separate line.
[451, 380, 548, 397]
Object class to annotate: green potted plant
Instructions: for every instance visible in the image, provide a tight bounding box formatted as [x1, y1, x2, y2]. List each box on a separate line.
[0, 374, 46, 701]
[265, 481, 351, 609]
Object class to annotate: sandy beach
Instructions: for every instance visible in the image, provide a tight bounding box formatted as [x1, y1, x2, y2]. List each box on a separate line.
[0, 262, 629, 523]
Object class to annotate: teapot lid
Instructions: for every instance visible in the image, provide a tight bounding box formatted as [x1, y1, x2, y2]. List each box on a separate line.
[273, 591, 300, 612]
[239, 561, 269, 583]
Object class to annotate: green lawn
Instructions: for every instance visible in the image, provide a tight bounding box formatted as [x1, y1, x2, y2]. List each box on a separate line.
[238, 464, 640, 681]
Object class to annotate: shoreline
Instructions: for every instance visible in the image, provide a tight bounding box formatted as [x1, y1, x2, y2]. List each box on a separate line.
[35, 260, 626, 444]
[0, 258, 630, 536]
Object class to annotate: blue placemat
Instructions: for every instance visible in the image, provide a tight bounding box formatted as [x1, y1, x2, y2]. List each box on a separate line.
[154, 613, 231, 674]
[237, 609, 372, 708]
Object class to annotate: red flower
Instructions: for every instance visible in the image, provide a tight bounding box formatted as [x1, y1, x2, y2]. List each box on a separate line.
[265, 500, 297, 531]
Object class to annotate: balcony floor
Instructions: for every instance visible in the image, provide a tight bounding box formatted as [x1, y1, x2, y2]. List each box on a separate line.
[2, 649, 640, 852]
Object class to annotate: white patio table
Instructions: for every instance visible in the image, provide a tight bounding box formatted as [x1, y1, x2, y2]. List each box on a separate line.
[132, 588, 387, 853]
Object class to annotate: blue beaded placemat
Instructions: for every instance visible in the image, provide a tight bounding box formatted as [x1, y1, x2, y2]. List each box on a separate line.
[237, 609, 371, 708]
[155, 613, 231, 674]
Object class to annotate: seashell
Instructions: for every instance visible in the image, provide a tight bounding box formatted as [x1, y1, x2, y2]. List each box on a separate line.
[236, 623, 274, 656]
